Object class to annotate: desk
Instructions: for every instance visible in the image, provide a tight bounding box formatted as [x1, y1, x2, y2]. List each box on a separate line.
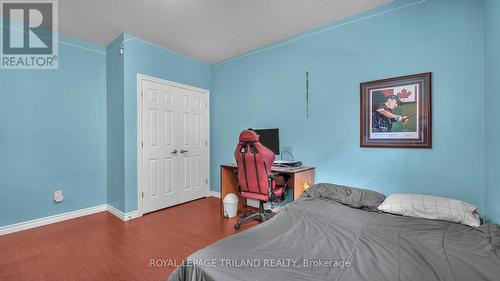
[220, 163, 315, 215]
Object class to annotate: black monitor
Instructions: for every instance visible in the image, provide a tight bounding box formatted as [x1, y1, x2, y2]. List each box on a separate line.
[254, 128, 280, 155]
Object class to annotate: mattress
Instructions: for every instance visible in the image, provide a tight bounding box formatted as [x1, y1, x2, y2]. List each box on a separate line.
[168, 195, 500, 281]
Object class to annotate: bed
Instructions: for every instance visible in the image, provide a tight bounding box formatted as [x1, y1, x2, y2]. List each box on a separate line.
[169, 185, 500, 281]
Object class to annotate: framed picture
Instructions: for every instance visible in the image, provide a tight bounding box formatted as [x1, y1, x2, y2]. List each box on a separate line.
[360, 72, 432, 148]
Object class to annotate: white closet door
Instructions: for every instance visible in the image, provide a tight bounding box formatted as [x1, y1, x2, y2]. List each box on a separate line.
[177, 88, 208, 203]
[140, 78, 208, 214]
[141, 80, 180, 213]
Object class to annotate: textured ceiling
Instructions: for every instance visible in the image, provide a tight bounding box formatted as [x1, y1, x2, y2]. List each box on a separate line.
[59, 0, 392, 63]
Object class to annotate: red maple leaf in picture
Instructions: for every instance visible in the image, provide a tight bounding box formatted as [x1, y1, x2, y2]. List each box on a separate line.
[397, 88, 412, 99]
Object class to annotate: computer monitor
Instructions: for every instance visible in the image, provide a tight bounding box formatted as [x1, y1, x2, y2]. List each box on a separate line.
[254, 128, 280, 155]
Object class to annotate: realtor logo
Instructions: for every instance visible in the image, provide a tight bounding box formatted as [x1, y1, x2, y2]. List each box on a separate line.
[1, 0, 58, 69]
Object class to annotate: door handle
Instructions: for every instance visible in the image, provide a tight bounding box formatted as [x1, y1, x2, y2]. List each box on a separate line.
[180, 149, 188, 154]
[171, 149, 178, 154]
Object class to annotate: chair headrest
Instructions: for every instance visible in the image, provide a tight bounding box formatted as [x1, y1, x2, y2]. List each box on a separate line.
[239, 130, 259, 143]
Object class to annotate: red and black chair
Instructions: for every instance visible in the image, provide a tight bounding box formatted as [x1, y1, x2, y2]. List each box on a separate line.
[233, 129, 288, 230]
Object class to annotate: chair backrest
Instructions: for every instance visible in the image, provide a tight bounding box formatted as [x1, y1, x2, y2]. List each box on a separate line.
[234, 130, 275, 195]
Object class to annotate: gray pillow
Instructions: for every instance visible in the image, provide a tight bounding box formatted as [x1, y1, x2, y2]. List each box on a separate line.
[304, 183, 386, 212]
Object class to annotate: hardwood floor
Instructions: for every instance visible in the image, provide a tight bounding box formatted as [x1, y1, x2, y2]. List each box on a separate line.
[0, 197, 259, 281]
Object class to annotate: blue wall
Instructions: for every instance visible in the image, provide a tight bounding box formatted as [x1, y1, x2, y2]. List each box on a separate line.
[211, 0, 487, 212]
[0, 35, 107, 226]
[105, 34, 212, 212]
[484, 0, 500, 224]
[106, 34, 126, 212]
[2, 0, 498, 225]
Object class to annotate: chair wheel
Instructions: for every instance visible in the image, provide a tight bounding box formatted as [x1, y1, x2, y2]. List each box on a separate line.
[234, 223, 241, 230]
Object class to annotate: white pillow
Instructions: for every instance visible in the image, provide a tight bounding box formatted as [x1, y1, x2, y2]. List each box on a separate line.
[378, 194, 480, 227]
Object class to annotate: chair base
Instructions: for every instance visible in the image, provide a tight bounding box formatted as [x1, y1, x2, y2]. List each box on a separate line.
[234, 201, 274, 230]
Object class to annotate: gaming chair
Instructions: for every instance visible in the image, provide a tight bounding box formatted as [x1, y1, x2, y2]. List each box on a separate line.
[233, 129, 288, 230]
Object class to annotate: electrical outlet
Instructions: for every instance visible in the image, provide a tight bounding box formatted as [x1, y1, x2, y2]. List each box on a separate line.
[54, 190, 64, 203]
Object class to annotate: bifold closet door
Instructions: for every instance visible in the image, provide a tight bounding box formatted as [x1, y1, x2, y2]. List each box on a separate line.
[141, 80, 180, 214]
[177, 88, 208, 204]
[141, 79, 208, 214]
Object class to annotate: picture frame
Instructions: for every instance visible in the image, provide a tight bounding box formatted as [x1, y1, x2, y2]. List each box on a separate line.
[360, 72, 432, 148]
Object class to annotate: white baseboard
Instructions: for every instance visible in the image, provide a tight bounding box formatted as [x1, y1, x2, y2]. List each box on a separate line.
[0, 204, 107, 236]
[106, 204, 141, 221]
[247, 198, 259, 208]
[0, 204, 144, 236]
[209, 191, 221, 198]
[212, 192, 271, 209]
[247, 198, 272, 209]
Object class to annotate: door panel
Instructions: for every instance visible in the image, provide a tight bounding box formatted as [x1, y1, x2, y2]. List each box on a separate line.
[164, 157, 173, 194]
[141, 80, 180, 213]
[178, 89, 207, 203]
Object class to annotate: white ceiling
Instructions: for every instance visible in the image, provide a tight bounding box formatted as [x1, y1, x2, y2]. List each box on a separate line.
[59, 0, 392, 64]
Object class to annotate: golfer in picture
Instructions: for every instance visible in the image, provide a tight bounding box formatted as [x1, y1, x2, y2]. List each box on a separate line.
[372, 95, 407, 132]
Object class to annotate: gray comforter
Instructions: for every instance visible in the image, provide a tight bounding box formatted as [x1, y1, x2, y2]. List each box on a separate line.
[169, 196, 500, 281]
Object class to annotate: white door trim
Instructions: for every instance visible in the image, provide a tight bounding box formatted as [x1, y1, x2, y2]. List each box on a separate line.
[137, 74, 210, 216]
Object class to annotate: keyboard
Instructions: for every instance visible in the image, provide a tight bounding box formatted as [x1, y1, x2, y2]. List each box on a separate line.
[273, 160, 302, 167]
